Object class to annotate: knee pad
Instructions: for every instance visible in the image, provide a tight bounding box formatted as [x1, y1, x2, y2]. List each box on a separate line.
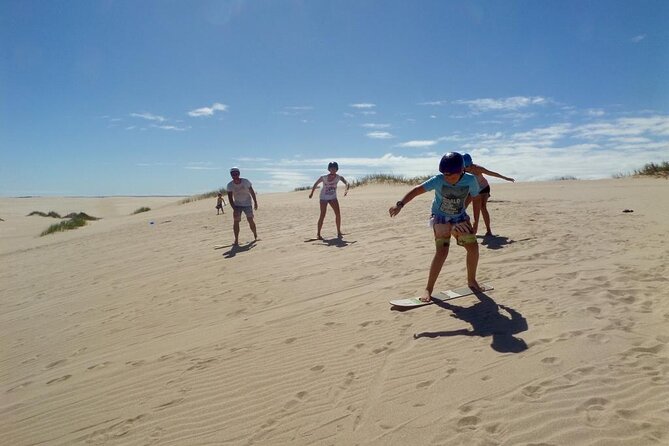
[456, 234, 477, 246]
[435, 237, 450, 248]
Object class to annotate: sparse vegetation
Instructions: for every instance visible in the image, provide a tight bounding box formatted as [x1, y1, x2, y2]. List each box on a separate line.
[63, 212, 99, 221]
[40, 212, 100, 236]
[132, 207, 151, 214]
[634, 161, 669, 178]
[180, 188, 226, 204]
[28, 211, 62, 218]
[614, 161, 669, 179]
[553, 176, 578, 181]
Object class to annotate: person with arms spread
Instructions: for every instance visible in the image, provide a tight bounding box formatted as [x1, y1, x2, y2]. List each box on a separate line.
[389, 152, 481, 302]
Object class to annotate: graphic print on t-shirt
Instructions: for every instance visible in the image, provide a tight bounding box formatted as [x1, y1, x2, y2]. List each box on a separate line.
[439, 185, 469, 215]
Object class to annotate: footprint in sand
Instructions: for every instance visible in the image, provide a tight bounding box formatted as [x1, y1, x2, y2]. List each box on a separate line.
[46, 375, 72, 385]
[45, 359, 67, 370]
[310, 365, 324, 372]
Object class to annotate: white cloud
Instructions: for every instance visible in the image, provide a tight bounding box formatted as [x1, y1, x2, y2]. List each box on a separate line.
[188, 102, 228, 117]
[361, 123, 391, 129]
[631, 34, 646, 43]
[366, 131, 394, 139]
[398, 140, 438, 148]
[454, 96, 549, 112]
[153, 124, 189, 131]
[418, 100, 448, 106]
[350, 103, 376, 109]
[131, 112, 166, 122]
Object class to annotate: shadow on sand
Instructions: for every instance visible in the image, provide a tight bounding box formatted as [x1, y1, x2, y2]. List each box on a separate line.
[304, 236, 357, 248]
[479, 234, 533, 250]
[223, 240, 257, 258]
[414, 291, 529, 353]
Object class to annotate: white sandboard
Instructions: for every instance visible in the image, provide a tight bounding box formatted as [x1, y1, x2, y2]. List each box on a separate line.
[389, 284, 494, 308]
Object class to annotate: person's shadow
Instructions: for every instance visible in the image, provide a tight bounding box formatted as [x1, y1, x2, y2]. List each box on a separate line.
[414, 292, 528, 353]
[304, 236, 357, 248]
[223, 240, 256, 258]
[479, 234, 533, 250]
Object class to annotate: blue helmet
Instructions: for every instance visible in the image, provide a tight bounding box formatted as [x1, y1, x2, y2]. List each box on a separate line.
[463, 153, 473, 167]
[439, 152, 465, 174]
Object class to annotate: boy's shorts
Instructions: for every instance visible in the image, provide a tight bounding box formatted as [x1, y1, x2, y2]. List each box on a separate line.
[431, 213, 477, 246]
[232, 205, 254, 221]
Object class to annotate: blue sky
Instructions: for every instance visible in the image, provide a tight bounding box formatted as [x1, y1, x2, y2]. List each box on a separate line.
[2, 0, 668, 196]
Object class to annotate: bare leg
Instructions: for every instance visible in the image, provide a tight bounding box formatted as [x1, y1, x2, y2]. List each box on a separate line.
[481, 194, 492, 235]
[329, 199, 343, 237]
[233, 220, 240, 245]
[317, 201, 327, 239]
[421, 224, 451, 302]
[463, 242, 480, 290]
[248, 217, 258, 241]
[472, 195, 482, 234]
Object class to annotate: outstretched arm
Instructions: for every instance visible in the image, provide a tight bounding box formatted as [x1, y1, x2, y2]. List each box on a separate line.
[309, 177, 323, 199]
[389, 185, 427, 217]
[479, 166, 514, 182]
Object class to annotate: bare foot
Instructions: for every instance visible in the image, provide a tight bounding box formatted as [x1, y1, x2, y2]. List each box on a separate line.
[468, 280, 482, 292]
[317, 234, 323, 240]
[419, 290, 432, 302]
[337, 232, 343, 239]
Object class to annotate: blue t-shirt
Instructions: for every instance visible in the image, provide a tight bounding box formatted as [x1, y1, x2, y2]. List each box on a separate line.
[421, 173, 480, 219]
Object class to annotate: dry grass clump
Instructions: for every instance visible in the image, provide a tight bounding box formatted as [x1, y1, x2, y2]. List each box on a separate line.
[40, 213, 100, 236]
[180, 188, 226, 204]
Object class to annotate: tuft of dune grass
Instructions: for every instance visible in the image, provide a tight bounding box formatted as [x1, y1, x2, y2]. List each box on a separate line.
[132, 207, 151, 215]
[28, 211, 62, 218]
[40, 213, 100, 236]
[180, 188, 226, 204]
[634, 161, 669, 178]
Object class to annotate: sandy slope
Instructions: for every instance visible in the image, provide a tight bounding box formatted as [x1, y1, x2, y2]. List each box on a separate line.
[1, 178, 668, 445]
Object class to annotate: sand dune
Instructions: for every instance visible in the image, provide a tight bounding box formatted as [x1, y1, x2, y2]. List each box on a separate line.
[2, 178, 668, 445]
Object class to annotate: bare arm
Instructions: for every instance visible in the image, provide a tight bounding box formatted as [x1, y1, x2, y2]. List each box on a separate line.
[227, 191, 234, 207]
[389, 184, 427, 217]
[340, 176, 350, 196]
[249, 186, 258, 210]
[309, 177, 323, 198]
[478, 166, 514, 182]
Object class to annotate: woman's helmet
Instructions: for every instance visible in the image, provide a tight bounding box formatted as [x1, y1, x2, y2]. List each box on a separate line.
[439, 152, 465, 174]
[328, 161, 339, 170]
[463, 153, 473, 168]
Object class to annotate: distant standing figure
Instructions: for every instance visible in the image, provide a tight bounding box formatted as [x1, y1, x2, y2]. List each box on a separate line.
[215, 192, 226, 215]
[226, 167, 258, 245]
[309, 161, 350, 239]
[463, 153, 514, 236]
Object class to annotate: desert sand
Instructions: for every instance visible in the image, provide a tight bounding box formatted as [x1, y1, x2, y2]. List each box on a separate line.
[2, 178, 668, 445]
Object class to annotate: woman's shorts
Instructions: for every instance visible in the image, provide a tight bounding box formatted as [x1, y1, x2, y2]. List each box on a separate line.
[232, 205, 254, 221]
[479, 185, 491, 195]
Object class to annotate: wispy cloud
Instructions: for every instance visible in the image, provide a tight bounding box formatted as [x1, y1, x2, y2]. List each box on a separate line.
[131, 112, 166, 122]
[361, 123, 391, 129]
[279, 105, 314, 116]
[631, 34, 647, 43]
[366, 131, 394, 139]
[350, 103, 376, 109]
[454, 96, 549, 112]
[153, 124, 189, 131]
[418, 100, 448, 106]
[185, 162, 219, 170]
[188, 102, 228, 117]
[397, 140, 438, 148]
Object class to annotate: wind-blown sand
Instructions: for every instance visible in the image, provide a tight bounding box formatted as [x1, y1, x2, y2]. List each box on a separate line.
[2, 178, 668, 445]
